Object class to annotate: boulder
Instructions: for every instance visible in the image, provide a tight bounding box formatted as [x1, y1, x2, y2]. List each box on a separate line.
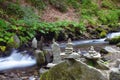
[51, 39, 62, 64]
[13, 34, 21, 48]
[7, 35, 20, 48]
[35, 50, 45, 67]
[40, 59, 108, 80]
[102, 46, 120, 53]
[108, 36, 120, 44]
[110, 68, 120, 80]
[115, 59, 120, 67]
[96, 60, 109, 70]
[39, 68, 49, 74]
[102, 46, 120, 61]
[32, 38, 37, 49]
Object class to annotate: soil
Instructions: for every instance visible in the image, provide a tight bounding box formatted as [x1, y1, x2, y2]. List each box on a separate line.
[41, 5, 79, 22]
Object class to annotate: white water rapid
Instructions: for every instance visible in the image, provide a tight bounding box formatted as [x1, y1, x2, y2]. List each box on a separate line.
[0, 50, 36, 71]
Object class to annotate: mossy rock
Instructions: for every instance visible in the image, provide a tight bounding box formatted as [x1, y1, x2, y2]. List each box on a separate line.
[109, 36, 120, 44]
[35, 50, 46, 67]
[117, 42, 120, 47]
[100, 31, 107, 38]
[40, 59, 108, 80]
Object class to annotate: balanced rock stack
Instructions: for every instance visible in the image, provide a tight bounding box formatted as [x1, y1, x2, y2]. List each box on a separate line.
[63, 38, 80, 59]
[65, 38, 73, 54]
[51, 39, 62, 64]
[84, 46, 101, 60]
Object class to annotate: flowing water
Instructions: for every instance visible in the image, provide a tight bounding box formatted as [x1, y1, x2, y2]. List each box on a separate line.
[0, 50, 36, 71]
[0, 32, 120, 71]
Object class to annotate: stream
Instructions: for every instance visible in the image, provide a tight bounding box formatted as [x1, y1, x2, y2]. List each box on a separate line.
[0, 32, 120, 71]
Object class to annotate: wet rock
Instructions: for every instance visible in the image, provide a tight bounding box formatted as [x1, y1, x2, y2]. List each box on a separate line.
[7, 35, 21, 48]
[35, 50, 45, 67]
[38, 36, 44, 50]
[108, 36, 120, 44]
[44, 50, 53, 63]
[40, 59, 108, 80]
[32, 38, 37, 49]
[13, 34, 21, 48]
[97, 60, 109, 70]
[102, 46, 120, 54]
[103, 46, 120, 61]
[100, 48, 109, 54]
[51, 39, 61, 64]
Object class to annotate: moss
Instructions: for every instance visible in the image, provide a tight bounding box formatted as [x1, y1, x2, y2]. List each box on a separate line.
[40, 60, 83, 80]
[100, 31, 107, 38]
[35, 51, 46, 67]
[87, 60, 95, 67]
[109, 36, 120, 44]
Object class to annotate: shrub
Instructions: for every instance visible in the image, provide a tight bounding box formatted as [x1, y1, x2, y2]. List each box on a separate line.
[29, 0, 46, 10]
[101, 0, 116, 9]
[5, 2, 24, 18]
[49, 0, 68, 12]
[97, 10, 119, 27]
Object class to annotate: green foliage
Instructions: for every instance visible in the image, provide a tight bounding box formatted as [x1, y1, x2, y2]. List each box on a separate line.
[97, 10, 119, 27]
[82, 0, 98, 14]
[49, 0, 68, 12]
[0, 19, 13, 43]
[0, 0, 119, 48]
[29, 0, 46, 10]
[101, 0, 116, 9]
[5, 2, 24, 18]
[66, 0, 81, 9]
[0, 18, 85, 46]
[81, 0, 120, 28]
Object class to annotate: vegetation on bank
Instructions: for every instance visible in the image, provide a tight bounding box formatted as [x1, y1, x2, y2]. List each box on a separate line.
[0, 0, 120, 50]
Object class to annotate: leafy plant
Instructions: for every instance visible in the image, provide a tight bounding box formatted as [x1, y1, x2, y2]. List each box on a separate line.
[29, 0, 46, 10]
[5, 2, 24, 18]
